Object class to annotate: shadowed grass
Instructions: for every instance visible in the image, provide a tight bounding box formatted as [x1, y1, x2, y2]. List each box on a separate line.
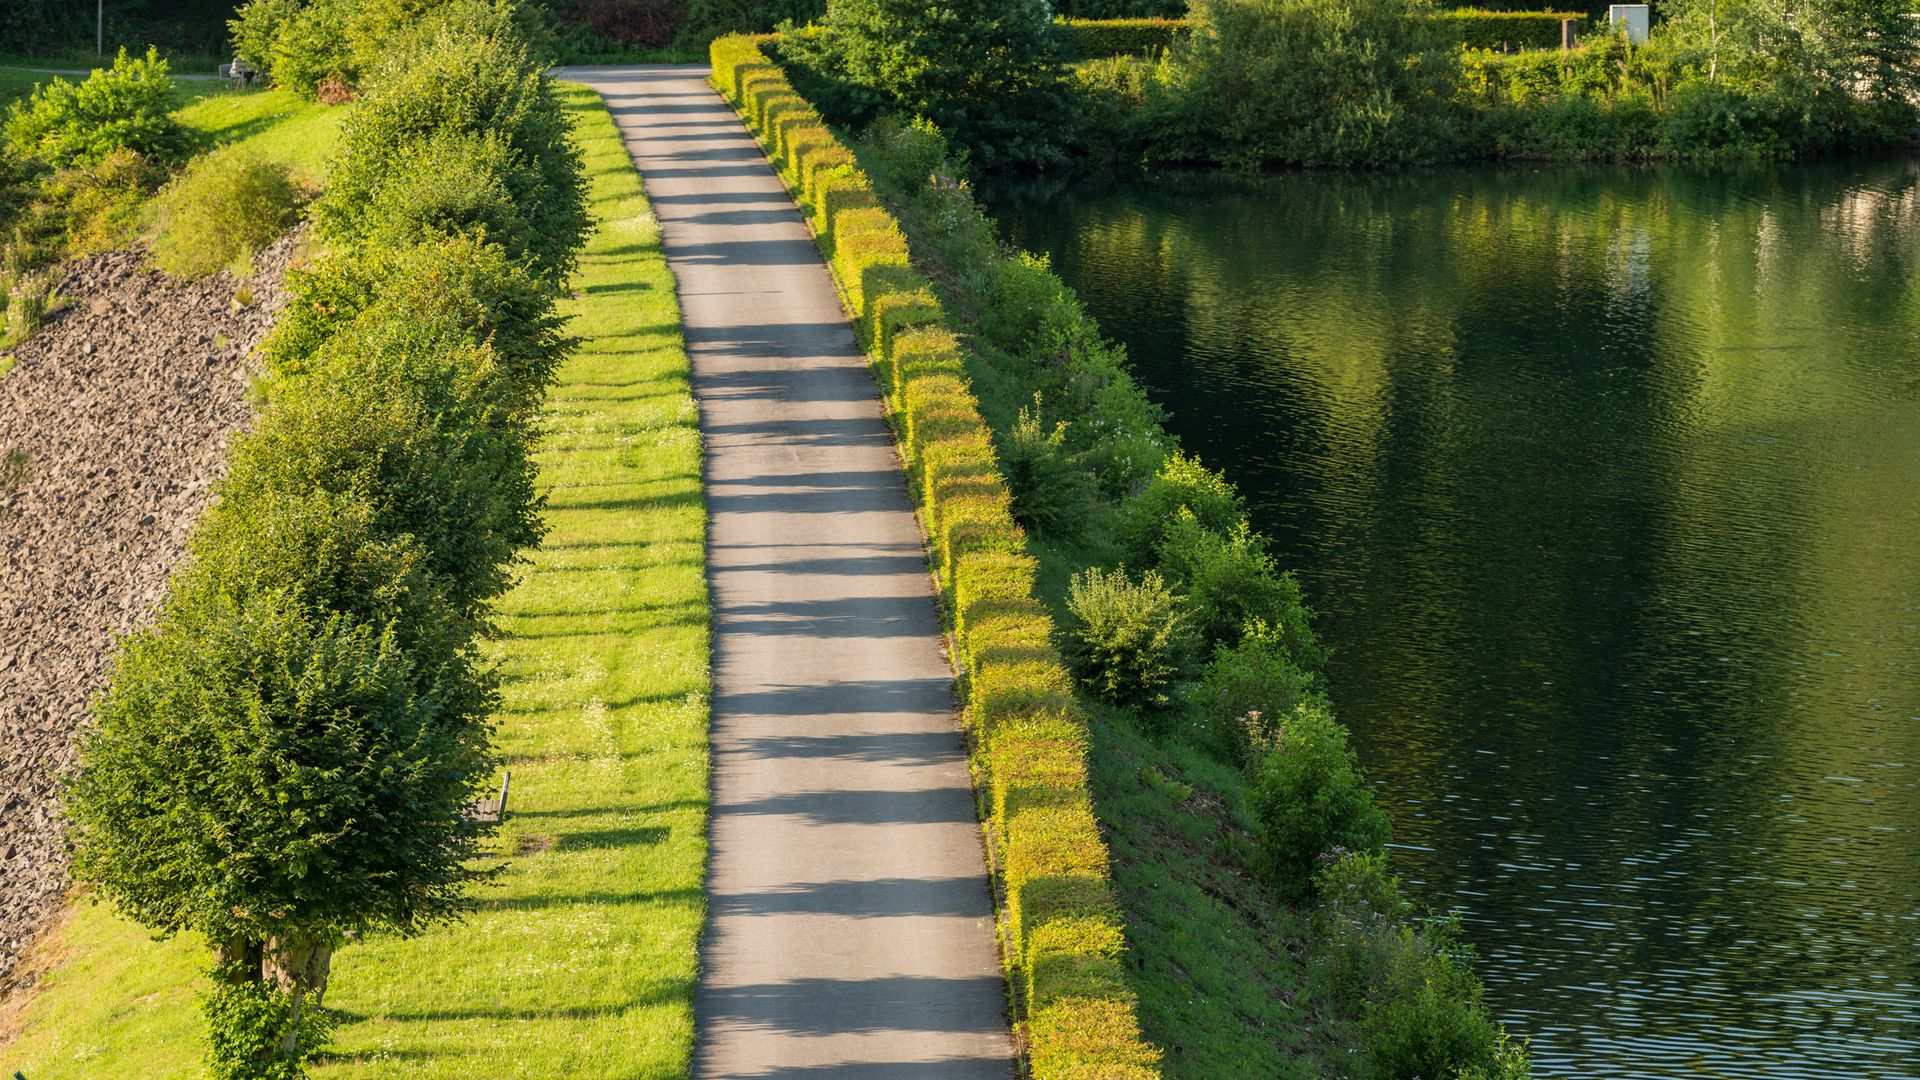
[0, 81, 708, 1080]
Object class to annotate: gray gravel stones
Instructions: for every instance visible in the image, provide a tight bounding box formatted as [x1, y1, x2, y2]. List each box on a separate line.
[0, 234, 297, 990]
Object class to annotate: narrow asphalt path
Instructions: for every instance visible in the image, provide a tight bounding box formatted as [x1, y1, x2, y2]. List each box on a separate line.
[561, 66, 1014, 1079]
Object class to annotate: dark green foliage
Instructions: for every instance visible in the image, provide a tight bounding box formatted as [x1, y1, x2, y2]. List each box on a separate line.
[998, 396, 1100, 539]
[1118, 450, 1244, 564]
[1, 48, 193, 171]
[1196, 619, 1325, 763]
[318, 25, 587, 289]
[227, 319, 545, 619]
[1155, 0, 1465, 167]
[1247, 700, 1390, 898]
[1053, 0, 1187, 15]
[1066, 565, 1196, 710]
[1311, 853, 1531, 1079]
[1055, 15, 1188, 59]
[795, 0, 1073, 166]
[149, 145, 303, 278]
[1, 0, 237, 57]
[68, 10, 584, 1074]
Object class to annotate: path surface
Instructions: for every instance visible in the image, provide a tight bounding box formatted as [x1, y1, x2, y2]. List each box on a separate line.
[561, 65, 1013, 1079]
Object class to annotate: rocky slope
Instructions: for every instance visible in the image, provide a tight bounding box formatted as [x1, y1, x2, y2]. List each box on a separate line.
[0, 234, 297, 989]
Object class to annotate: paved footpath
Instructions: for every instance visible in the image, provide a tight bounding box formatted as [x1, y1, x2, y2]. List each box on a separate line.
[562, 66, 1014, 1079]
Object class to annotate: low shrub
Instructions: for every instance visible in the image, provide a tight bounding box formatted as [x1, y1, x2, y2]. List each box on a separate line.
[1155, 511, 1325, 659]
[1310, 852, 1530, 1080]
[264, 233, 569, 416]
[1066, 564, 1195, 711]
[149, 146, 302, 279]
[1, 47, 193, 171]
[1, 267, 57, 345]
[1196, 619, 1325, 762]
[202, 978, 335, 1080]
[1247, 700, 1390, 897]
[1118, 450, 1244, 564]
[999, 395, 1100, 539]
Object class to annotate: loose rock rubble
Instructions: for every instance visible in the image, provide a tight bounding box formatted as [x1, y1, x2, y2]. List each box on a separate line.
[0, 234, 298, 990]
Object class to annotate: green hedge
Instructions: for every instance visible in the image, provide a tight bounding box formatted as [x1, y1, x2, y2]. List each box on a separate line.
[712, 32, 1162, 1080]
[1056, 16, 1188, 59]
[1059, 11, 1584, 59]
[1436, 8, 1585, 50]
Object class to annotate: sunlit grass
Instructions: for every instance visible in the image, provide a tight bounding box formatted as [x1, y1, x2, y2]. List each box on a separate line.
[174, 88, 342, 181]
[0, 81, 709, 1080]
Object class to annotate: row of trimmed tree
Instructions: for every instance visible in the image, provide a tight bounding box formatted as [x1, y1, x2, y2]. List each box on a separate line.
[64, 3, 589, 1074]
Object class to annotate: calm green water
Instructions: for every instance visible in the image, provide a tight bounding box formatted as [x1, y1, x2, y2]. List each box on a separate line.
[984, 161, 1920, 1078]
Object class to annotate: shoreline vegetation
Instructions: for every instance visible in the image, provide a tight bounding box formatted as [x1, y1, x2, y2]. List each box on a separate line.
[716, 27, 1533, 1079]
[3, 8, 708, 1078]
[780, 0, 1920, 170]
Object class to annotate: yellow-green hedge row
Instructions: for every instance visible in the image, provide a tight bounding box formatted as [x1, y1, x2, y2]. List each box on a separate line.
[711, 33, 1161, 1080]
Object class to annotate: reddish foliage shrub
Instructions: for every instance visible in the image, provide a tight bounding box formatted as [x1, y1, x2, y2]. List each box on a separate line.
[568, 0, 685, 47]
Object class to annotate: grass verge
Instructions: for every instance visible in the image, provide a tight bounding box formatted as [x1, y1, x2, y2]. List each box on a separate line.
[0, 80, 708, 1080]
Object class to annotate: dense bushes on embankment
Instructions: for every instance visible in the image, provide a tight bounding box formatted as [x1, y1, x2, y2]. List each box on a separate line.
[718, 30, 1534, 1079]
[60, 9, 585, 1076]
[712, 33, 1162, 1080]
[789, 0, 1920, 168]
[1057, 9, 1582, 60]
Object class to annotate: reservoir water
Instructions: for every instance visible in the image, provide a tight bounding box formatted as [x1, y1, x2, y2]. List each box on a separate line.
[983, 161, 1920, 1077]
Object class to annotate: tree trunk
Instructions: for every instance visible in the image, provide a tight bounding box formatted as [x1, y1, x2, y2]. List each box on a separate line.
[263, 936, 334, 1061]
[213, 935, 264, 984]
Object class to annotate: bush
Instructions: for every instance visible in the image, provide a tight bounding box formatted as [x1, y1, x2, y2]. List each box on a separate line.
[1155, 511, 1326, 660]
[229, 0, 300, 75]
[1155, 0, 1466, 167]
[150, 146, 302, 278]
[1310, 852, 1530, 1080]
[1196, 618, 1325, 762]
[203, 978, 336, 1080]
[1065, 564, 1195, 710]
[270, 0, 358, 97]
[999, 395, 1100, 539]
[318, 26, 587, 290]
[1118, 450, 1244, 564]
[345, 129, 550, 276]
[225, 318, 546, 619]
[1248, 699, 1390, 897]
[264, 233, 569, 416]
[1, 47, 192, 171]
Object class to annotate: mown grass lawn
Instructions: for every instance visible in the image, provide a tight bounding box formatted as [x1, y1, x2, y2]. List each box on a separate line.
[0, 81, 710, 1080]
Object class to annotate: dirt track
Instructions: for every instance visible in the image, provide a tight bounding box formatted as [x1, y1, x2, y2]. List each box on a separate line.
[0, 234, 296, 989]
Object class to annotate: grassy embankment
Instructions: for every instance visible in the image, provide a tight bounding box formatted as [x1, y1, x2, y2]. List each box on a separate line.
[0, 82, 709, 1079]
